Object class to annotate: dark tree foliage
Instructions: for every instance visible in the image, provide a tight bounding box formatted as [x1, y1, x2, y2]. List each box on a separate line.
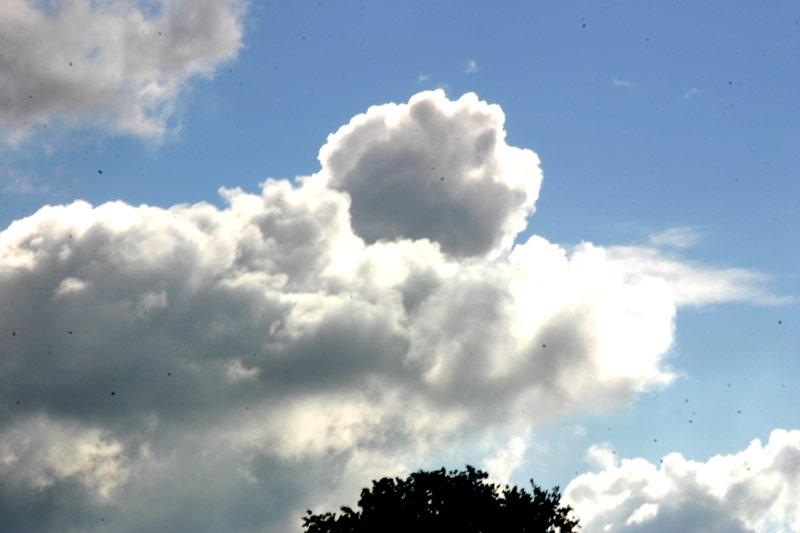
[303, 465, 580, 533]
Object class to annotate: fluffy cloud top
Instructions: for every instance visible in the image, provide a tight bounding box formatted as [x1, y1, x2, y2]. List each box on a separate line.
[320, 90, 541, 257]
[0, 0, 246, 143]
[0, 92, 784, 531]
[564, 429, 800, 533]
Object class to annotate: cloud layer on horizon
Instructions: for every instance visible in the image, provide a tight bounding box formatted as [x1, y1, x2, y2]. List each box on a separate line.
[0, 0, 246, 144]
[0, 90, 787, 531]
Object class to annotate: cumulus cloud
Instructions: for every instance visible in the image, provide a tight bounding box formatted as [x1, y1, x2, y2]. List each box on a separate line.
[0, 0, 246, 144]
[0, 91, 784, 531]
[564, 429, 800, 533]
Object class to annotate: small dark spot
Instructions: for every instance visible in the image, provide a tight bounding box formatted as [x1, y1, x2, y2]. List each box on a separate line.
[158, 32, 162, 36]
[689, 419, 693, 423]
[69, 62, 73, 66]
[440, 176, 444, 181]
[97, 169, 103, 174]
[69, 234, 72, 238]
[685, 398, 689, 403]
[778, 320, 782, 325]
[737, 410, 741, 414]
[167, 372, 171, 376]
[28, 95, 32, 99]
[660, 459, 663, 463]
[11, 330, 15, 336]
[302, 35, 306, 40]
[727, 383, 731, 387]
[582, 23, 586, 28]
[728, 81, 733, 85]
[16, 400, 20, 405]
[653, 438, 658, 443]
[68, 330, 73, 335]
[110, 391, 115, 396]
[542, 344, 547, 348]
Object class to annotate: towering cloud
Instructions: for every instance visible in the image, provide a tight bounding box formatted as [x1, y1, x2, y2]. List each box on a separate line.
[0, 92, 784, 531]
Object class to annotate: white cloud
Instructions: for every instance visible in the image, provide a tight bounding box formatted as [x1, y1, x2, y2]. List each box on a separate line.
[684, 87, 699, 100]
[564, 429, 800, 533]
[612, 78, 634, 88]
[482, 436, 527, 486]
[466, 59, 479, 73]
[0, 91, 785, 531]
[0, 0, 246, 145]
[417, 73, 430, 82]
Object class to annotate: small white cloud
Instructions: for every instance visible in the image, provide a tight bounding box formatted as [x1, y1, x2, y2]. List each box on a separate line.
[612, 78, 634, 88]
[417, 73, 430, 83]
[684, 87, 699, 100]
[466, 59, 479, 73]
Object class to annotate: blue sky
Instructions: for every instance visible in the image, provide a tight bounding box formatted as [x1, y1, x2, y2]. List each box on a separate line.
[1, 1, 798, 532]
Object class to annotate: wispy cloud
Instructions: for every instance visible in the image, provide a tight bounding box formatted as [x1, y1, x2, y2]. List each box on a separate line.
[684, 87, 699, 100]
[466, 59, 479, 73]
[648, 226, 706, 249]
[611, 77, 634, 88]
[417, 73, 430, 83]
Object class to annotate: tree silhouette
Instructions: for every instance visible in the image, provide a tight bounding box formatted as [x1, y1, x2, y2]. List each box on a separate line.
[303, 465, 579, 533]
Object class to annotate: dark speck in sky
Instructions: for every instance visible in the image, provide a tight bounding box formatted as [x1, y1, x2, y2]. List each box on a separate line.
[97, 169, 103, 174]
[778, 320, 782, 325]
[542, 344, 547, 348]
[110, 391, 115, 396]
[68, 330, 73, 334]
[11, 330, 14, 336]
